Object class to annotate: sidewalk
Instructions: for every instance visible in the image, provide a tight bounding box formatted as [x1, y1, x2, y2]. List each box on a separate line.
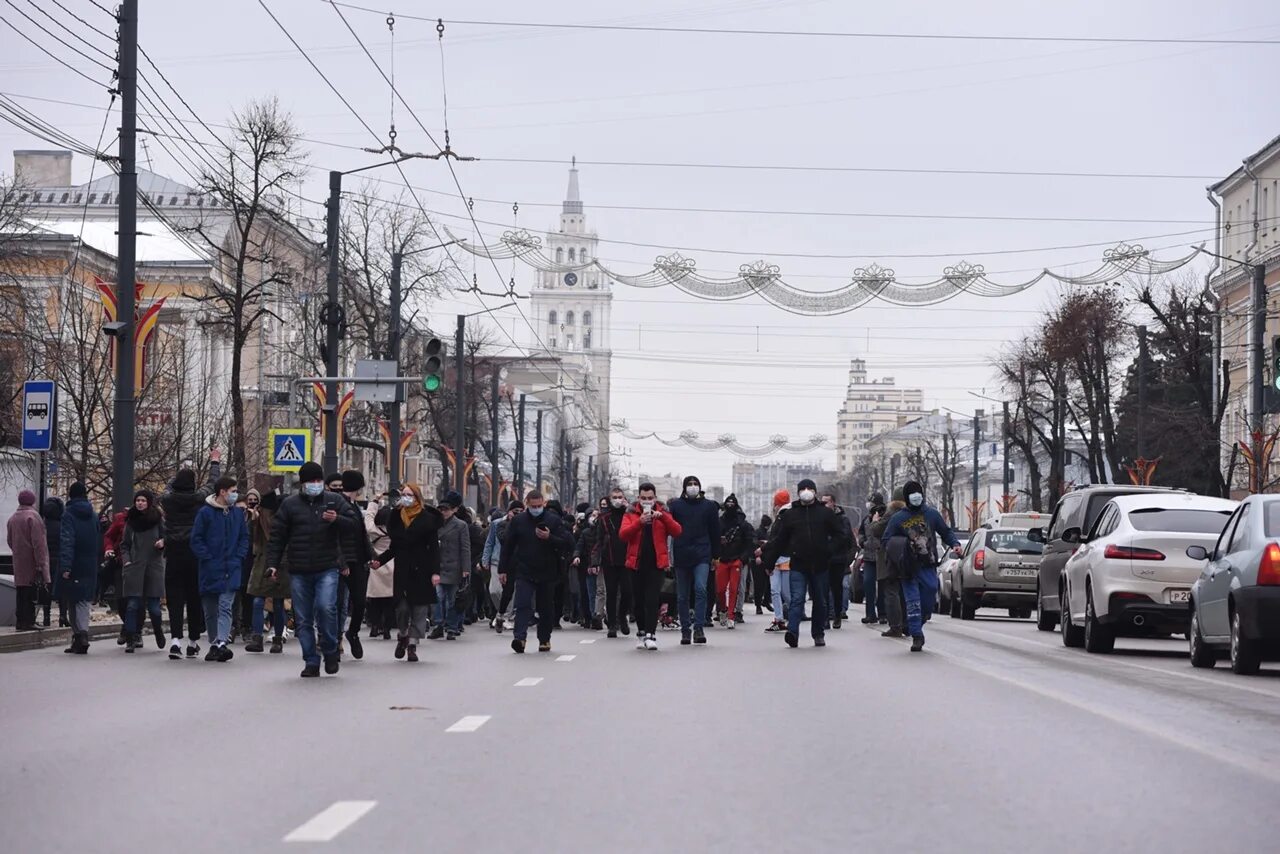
[0, 605, 124, 653]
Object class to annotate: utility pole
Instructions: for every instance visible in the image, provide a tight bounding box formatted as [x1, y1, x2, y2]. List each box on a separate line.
[1137, 324, 1148, 458]
[454, 314, 466, 501]
[322, 170, 342, 476]
[489, 368, 500, 509]
[973, 409, 983, 507]
[515, 394, 526, 496]
[111, 0, 138, 512]
[1252, 262, 1267, 434]
[1002, 401, 1011, 501]
[388, 252, 403, 490]
[535, 409, 544, 495]
[587, 455, 594, 502]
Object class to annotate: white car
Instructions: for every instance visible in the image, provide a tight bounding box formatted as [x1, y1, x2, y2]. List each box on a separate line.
[1059, 493, 1237, 654]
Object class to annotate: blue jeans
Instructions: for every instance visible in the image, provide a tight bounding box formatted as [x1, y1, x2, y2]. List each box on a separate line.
[675, 561, 710, 631]
[770, 567, 791, 620]
[841, 572, 852, 615]
[290, 570, 340, 667]
[578, 572, 598, 621]
[902, 566, 939, 638]
[200, 592, 234, 645]
[435, 582, 461, 632]
[125, 596, 161, 636]
[252, 597, 286, 637]
[861, 563, 879, 620]
[787, 569, 829, 638]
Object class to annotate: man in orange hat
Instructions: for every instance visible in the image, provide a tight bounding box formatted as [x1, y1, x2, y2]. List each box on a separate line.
[762, 489, 792, 632]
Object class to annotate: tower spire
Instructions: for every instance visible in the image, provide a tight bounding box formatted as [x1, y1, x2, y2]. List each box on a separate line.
[563, 155, 582, 214]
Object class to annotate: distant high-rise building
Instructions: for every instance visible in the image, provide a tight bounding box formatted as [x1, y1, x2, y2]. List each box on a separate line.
[835, 358, 924, 474]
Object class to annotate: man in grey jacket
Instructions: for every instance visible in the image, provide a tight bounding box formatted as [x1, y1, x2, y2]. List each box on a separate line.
[433, 491, 472, 640]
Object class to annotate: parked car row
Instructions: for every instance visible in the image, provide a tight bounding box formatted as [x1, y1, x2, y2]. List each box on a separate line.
[934, 484, 1279, 676]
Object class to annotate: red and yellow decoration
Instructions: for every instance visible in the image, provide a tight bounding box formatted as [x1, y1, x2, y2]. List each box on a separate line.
[965, 499, 987, 530]
[312, 383, 356, 450]
[997, 494, 1018, 513]
[376, 419, 416, 471]
[1239, 431, 1279, 494]
[93, 276, 163, 394]
[1123, 457, 1161, 486]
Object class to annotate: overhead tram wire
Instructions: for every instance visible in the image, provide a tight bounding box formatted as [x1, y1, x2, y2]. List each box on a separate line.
[25, 0, 116, 64]
[323, 3, 1280, 46]
[255, 1, 597, 409]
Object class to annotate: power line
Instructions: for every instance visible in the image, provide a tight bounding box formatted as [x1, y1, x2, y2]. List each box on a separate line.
[324, 3, 1280, 46]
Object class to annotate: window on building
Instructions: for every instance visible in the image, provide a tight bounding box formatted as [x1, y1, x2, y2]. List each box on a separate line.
[583, 310, 592, 327]
[566, 335, 575, 350]
[581, 248, 589, 262]
[583, 330, 592, 349]
[170, 196, 178, 205]
[556, 247, 563, 263]
[32, 193, 42, 203]
[549, 336, 558, 349]
[568, 248, 576, 263]
[60, 192, 69, 203]
[88, 194, 96, 203]
[548, 310, 557, 328]
[566, 311, 575, 326]
[102, 193, 111, 204]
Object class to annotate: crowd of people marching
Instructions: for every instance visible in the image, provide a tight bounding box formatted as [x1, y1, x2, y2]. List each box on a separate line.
[7, 457, 962, 675]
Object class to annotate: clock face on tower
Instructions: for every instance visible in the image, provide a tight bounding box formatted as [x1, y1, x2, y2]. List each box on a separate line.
[563, 272, 578, 287]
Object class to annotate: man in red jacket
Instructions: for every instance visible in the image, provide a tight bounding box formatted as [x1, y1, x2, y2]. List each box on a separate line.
[620, 482, 683, 651]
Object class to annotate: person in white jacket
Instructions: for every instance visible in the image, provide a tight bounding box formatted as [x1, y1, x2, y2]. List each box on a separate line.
[363, 502, 395, 640]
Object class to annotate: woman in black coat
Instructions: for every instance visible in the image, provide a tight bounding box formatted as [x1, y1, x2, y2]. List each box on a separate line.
[373, 483, 441, 662]
[43, 498, 65, 627]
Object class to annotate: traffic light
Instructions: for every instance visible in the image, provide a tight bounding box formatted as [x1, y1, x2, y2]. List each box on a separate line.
[1273, 336, 1280, 391]
[423, 338, 444, 393]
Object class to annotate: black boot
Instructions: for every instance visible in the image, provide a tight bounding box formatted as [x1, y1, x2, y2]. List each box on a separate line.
[151, 614, 166, 649]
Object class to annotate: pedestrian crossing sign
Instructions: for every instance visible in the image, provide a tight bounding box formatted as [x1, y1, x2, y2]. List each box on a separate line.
[268, 428, 312, 473]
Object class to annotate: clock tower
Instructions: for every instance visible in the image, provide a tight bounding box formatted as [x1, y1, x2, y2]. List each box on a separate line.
[529, 158, 613, 487]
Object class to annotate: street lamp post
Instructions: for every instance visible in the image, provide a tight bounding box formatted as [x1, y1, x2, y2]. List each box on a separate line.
[451, 303, 515, 508]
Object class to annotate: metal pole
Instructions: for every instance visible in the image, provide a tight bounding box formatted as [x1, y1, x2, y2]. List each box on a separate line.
[1002, 401, 1011, 501]
[489, 367, 499, 509]
[1252, 263, 1266, 434]
[454, 314, 466, 498]
[323, 170, 341, 476]
[535, 409, 543, 495]
[515, 394, 526, 496]
[111, 0, 138, 511]
[388, 251, 403, 491]
[973, 409, 983, 507]
[587, 455, 594, 501]
[1137, 325, 1148, 458]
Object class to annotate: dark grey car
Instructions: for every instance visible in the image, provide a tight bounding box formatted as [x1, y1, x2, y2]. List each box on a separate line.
[1031, 485, 1184, 631]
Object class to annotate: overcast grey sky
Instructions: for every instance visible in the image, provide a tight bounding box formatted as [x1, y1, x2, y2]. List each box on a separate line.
[3, 0, 1278, 490]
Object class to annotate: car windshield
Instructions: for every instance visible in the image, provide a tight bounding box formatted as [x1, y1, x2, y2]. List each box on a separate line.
[986, 530, 1043, 554]
[1127, 508, 1232, 534]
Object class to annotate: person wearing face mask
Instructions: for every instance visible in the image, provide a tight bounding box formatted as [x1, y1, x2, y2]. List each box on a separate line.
[119, 490, 166, 653]
[666, 475, 720, 645]
[760, 478, 849, 648]
[370, 483, 442, 661]
[482, 500, 523, 632]
[715, 494, 754, 628]
[820, 491, 855, 630]
[856, 493, 886, 625]
[872, 489, 907, 637]
[760, 491, 793, 633]
[190, 477, 249, 662]
[620, 483, 683, 650]
[265, 461, 359, 677]
[245, 488, 290, 654]
[332, 470, 374, 660]
[433, 491, 472, 640]
[498, 491, 575, 653]
[594, 487, 633, 638]
[881, 479, 961, 652]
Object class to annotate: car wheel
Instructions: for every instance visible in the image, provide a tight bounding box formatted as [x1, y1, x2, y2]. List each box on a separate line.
[960, 589, 977, 621]
[1229, 609, 1262, 675]
[1188, 608, 1215, 669]
[1035, 583, 1058, 631]
[949, 590, 960, 619]
[1083, 585, 1115, 654]
[1061, 582, 1084, 648]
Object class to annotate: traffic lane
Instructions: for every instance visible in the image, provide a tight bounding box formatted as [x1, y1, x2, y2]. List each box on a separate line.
[0, 632, 581, 854]
[937, 608, 1280, 693]
[351, 621, 1276, 854]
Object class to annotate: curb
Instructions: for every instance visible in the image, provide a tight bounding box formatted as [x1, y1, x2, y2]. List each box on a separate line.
[0, 621, 126, 654]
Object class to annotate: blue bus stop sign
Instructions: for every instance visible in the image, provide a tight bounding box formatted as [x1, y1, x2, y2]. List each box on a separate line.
[22, 380, 55, 452]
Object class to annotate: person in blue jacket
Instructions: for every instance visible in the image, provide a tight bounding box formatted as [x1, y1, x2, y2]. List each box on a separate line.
[59, 482, 100, 654]
[880, 479, 960, 652]
[667, 474, 721, 645]
[190, 476, 249, 662]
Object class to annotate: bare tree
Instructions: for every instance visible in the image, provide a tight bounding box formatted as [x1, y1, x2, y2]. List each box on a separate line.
[923, 416, 962, 522]
[183, 97, 307, 479]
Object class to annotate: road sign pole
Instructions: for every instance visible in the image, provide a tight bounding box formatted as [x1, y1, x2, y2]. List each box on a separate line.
[389, 252, 403, 491]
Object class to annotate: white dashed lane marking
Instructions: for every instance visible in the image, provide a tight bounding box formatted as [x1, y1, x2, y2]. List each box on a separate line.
[579, 638, 597, 644]
[514, 677, 543, 687]
[556, 654, 576, 662]
[445, 715, 492, 733]
[284, 801, 377, 843]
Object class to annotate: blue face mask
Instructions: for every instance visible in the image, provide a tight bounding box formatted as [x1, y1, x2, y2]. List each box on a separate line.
[303, 483, 324, 497]
[227, 491, 240, 505]
[529, 507, 544, 518]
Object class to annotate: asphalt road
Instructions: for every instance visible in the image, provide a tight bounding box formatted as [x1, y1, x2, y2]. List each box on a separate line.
[2, 606, 1278, 854]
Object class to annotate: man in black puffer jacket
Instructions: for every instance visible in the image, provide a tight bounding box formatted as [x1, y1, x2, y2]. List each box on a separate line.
[159, 459, 220, 659]
[265, 462, 359, 677]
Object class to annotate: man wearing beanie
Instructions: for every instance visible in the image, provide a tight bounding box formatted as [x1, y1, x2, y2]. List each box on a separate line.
[8, 489, 49, 631]
[266, 461, 358, 677]
[333, 469, 373, 660]
[160, 458, 222, 658]
[667, 474, 721, 645]
[433, 490, 471, 640]
[60, 481, 99, 653]
[761, 478, 848, 648]
[881, 479, 961, 652]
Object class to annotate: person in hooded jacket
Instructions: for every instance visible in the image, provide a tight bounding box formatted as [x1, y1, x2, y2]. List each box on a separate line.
[372, 482, 441, 662]
[667, 474, 720, 645]
[101, 507, 127, 632]
[870, 490, 905, 637]
[433, 491, 471, 641]
[592, 487, 632, 638]
[761, 478, 849, 648]
[763, 490, 793, 632]
[9, 489, 49, 631]
[43, 497, 65, 627]
[159, 460, 220, 659]
[245, 488, 290, 654]
[499, 491, 575, 653]
[190, 477, 249, 662]
[881, 479, 960, 652]
[857, 493, 886, 625]
[59, 482, 99, 654]
[620, 483, 684, 651]
[715, 494, 754, 629]
[120, 490, 167, 652]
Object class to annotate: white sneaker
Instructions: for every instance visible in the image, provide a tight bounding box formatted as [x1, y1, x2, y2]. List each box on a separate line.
[644, 634, 658, 651]
[168, 639, 182, 660]
[636, 634, 647, 650]
[727, 619, 736, 630]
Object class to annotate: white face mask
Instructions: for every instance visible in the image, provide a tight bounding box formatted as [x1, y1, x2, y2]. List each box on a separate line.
[529, 506, 545, 518]
[865, 501, 873, 510]
[399, 494, 416, 507]
[908, 493, 924, 508]
[640, 500, 655, 511]
[798, 489, 816, 504]
[611, 498, 626, 509]
[685, 485, 700, 498]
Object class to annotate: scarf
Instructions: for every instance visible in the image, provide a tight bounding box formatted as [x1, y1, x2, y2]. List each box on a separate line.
[399, 482, 425, 528]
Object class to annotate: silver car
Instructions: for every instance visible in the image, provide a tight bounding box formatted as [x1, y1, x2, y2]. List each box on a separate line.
[936, 534, 970, 612]
[948, 527, 1042, 620]
[1188, 494, 1280, 674]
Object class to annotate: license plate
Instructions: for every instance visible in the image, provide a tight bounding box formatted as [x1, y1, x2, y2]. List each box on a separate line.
[1003, 568, 1038, 577]
[1169, 589, 1191, 603]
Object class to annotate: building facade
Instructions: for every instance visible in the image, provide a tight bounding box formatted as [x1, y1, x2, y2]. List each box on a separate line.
[731, 460, 839, 522]
[835, 358, 924, 474]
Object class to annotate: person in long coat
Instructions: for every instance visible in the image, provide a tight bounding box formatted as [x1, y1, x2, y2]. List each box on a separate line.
[120, 490, 166, 652]
[244, 488, 290, 654]
[372, 483, 441, 662]
[43, 497, 64, 627]
[59, 482, 100, 654]
[8, 489, 49, 631]
[364, 502, 395, 640]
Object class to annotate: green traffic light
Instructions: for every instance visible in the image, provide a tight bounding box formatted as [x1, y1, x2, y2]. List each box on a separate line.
[423, 374, 442, 393]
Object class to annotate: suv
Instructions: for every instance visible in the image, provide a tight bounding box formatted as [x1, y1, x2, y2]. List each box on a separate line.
[948, 526, 1042, 620]
[1031, 485, 1184, 632]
